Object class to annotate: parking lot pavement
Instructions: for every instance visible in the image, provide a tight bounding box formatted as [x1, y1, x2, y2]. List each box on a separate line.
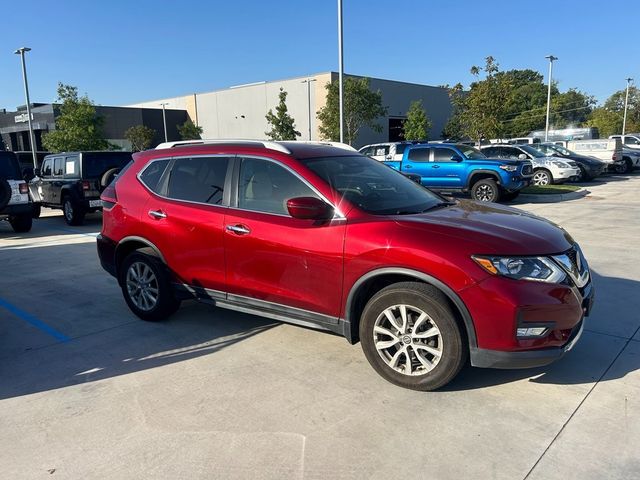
[1, 174, 639, 479]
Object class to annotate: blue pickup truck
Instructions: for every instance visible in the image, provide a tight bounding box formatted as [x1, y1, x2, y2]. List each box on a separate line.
[382, 143, 533, 202]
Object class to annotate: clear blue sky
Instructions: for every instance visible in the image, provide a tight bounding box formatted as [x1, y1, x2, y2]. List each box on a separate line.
[1, 0, 635, 110]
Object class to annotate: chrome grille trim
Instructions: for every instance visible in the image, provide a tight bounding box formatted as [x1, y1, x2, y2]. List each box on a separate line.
[553, 245, 590, 288]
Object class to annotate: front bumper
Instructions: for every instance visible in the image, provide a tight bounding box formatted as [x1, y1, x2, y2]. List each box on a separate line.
[554, 167, 581, 182]
[96, 234, 117, 277]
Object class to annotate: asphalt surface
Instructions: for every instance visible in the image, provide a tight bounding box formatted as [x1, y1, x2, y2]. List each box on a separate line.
[1, 173, 639, 479]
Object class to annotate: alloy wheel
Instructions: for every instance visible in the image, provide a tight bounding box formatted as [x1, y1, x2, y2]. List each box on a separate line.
[475, 184, 494, 201]
[126, 261, 159, 311]
[373, 304, 443, 376]
[64, 200, 73, 221]
[533, 171, 550, 186]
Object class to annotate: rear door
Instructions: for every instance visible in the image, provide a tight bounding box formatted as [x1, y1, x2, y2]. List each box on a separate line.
[402, 147, 431, 184]
[223, 155, 345, 317]
[138, 155, 231, 294]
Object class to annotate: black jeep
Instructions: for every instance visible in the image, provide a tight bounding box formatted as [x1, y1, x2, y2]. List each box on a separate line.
[0, 151, 33, 233]
[32, 151, 132, 225]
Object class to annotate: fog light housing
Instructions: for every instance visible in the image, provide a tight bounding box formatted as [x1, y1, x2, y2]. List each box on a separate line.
[517, 327, 548, 338]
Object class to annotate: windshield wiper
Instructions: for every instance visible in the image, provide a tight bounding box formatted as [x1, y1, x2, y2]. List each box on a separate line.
[421, 201, 456, 213]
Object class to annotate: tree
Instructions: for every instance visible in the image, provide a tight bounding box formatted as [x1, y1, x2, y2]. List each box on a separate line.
[124, 125, 156, 152]
[317, 77, 387, 145]
[603, 86, 640, 133]
[265, 88, 300, 140]
[177, 120, 203, 140]
[402, 100, 432, 141]
[42, 83, 112, 153]
[586, 107, 622, 138]
[550, 88, 595, 128]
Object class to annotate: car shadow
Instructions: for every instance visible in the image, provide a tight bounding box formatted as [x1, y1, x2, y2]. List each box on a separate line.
[0, 209, 103, 241]
[442, 270, 640, 391]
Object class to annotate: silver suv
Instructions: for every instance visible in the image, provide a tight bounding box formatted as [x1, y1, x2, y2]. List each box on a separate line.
[0, 151, 33, 232]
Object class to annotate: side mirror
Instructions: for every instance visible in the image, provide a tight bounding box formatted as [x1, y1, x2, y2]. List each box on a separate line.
[385, 154, 393, 160]
[286, 197, 334, 220]
[451, 154, 463, 162]
[518, 154, 528, 160]
[34, 168, 41, 177]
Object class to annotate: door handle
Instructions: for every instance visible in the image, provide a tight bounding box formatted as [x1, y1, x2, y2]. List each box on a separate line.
[226, 224, 251, 235]
[148, 209, 167, 220]
[432, 165, 440, 168]
[404, 164, 412, 169]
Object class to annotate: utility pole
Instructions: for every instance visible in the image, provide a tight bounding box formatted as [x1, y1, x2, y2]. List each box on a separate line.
[623, 77, 633, 135]
[160, 103, 169, 142]
[338, 0, 344, 143]
[544, 55, 558, 142]
[14, 47, 37, 169]
[301, 78, 317, 140]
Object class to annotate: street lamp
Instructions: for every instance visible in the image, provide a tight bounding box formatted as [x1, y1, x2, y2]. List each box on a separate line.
[301, 78, 317, 140]
[623, 77, 633, 136]
[14, 47, 38, 169]
[159, 103, 169, 142]
[544, 55, 558, 142]
[337, 0, 344, 143]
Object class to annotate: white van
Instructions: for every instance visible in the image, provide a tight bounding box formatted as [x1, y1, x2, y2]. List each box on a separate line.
[566, 138, 625, 172]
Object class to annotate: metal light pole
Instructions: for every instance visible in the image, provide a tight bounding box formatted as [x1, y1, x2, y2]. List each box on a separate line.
[544, 55, 558, 142]
[160, 103, 168, 142]
[14, 47, 38, 169]
[301, 78, 317, 140]
[622, 77, 633, 135]
[337, 0, 344, 143]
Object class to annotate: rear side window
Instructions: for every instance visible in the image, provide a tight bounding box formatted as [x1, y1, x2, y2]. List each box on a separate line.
[54, 157, 64, 176]
[167, 157, 229, 205]
[0, 153, 21, 179]
[373, 145, 390, 156]
[395, 144, 408, 155]
[139, 159, 170, 193]
[82, 153, 133, 178]
[407, 148, 430, 162]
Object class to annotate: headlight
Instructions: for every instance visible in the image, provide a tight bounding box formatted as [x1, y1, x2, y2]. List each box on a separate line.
[499, 164, 518, 172]
[552, 161, 571, 168]
[472, 256, 566, 283]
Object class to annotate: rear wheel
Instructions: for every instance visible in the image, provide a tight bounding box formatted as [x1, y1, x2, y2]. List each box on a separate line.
[9, 214, 32, 233]
[62, 196, 85, 226]
[120, 250, 180, 321]
[615, 159, 633, 174]
[360, 282, 466, 391]
[471, 178, 500, 202]
[532, 169, 553, 186]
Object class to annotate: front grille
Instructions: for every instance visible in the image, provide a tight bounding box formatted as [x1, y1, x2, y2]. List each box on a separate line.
[522, 164, 533, 175]
[553, 245, 589, 288]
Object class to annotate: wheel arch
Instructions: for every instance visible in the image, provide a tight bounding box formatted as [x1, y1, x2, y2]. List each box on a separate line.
[343, 267, 477, 349]
[115, 236, 166, 279]
[467, 169, 501, 189]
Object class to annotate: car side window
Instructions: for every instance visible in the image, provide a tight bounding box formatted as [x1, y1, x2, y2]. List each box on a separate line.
[503, 148, 523, 159]
[407, 148, 430, 162]
[395, 144, 407, 155]
[237, 157, 319, 216]
[140, 159, 170, 194]
[432, 148, 457, 162]
[64, 157, 78, 176]
[53, 157, 64, 176]
[42, 159, 53, 176]
[166, 157, 229, 205]
[373, 145, 390, 157]
[625, 137, 639, 145]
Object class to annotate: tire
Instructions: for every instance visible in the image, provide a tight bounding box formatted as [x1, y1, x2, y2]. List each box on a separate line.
[62, 195, 85, 226]
[615, 159, 633, 174]
[471, 178, 500, 202]
[532, 169, 553, 186]
[32, 204, 41, 219]
[120, 249, 181, 321]
[0, 180, 11, 210]
[100, 168, 120, 188]
[9, 214, 32, 233]
[501, 191, 520, 201]
[360, 282, 467, 391]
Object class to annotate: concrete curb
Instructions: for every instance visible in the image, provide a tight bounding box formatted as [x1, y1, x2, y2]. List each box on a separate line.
[517, 188, 588, 203]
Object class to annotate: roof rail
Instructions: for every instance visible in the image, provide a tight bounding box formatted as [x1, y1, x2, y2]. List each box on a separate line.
[288, 141, 357, 151]
[154, 139, 291, 154]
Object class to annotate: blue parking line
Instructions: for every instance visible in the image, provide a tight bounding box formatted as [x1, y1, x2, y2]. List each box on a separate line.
[0, 297, 70, 343]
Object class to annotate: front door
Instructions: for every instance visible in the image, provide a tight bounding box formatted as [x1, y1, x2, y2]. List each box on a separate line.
[426, 147, 466, 188]
[223, 156, 345, 318]
[38, 157, 56, 204]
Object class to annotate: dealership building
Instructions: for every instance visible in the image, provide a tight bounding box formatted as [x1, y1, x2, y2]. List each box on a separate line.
[126, 72, 454, 148]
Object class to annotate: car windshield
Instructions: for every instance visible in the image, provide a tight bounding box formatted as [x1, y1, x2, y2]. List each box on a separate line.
[550, 144, 572, 155]
[457, 145, 486, 159]
[519, 145, 546, 158]
[0, 153, 22, 179]
[301, 155, 443, 215]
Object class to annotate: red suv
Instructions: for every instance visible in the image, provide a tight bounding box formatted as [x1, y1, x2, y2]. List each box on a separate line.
[97, 141, 593, 390]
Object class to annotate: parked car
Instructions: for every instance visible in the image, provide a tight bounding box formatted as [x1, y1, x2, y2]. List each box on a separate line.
[566, 139, 626, 173]
[480, 144, 580, 186]
[609, 134, 640, 149]
[608, 135, 640, 172]
[31, 151, 132, 225]
[532, 143, 605, 181]
[97, 140, 593, 391]
[359, 142, 417, 162]
[0, 151, 33, 232]
[508, 137, 541, 145]
[382, 143, 533, 202]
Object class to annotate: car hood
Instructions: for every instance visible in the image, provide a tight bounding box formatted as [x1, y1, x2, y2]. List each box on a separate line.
[395, 200, 574, 255]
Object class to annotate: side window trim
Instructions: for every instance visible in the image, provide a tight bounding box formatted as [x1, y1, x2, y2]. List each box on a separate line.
[231, 154, 344, 219]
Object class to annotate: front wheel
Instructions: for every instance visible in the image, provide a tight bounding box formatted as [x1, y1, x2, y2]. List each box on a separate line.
[532, 169, 553, 186]
[471, 178, 500, 202]
[120, 250, 181, 321]
[360, 282, 467, 391]
[9, 214, 32, 233]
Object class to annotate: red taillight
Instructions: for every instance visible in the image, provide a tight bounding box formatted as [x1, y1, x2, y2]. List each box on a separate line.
[82, 180, 90, 191]
[101, 185, 117, 204]
[19, 182, 29, 194]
